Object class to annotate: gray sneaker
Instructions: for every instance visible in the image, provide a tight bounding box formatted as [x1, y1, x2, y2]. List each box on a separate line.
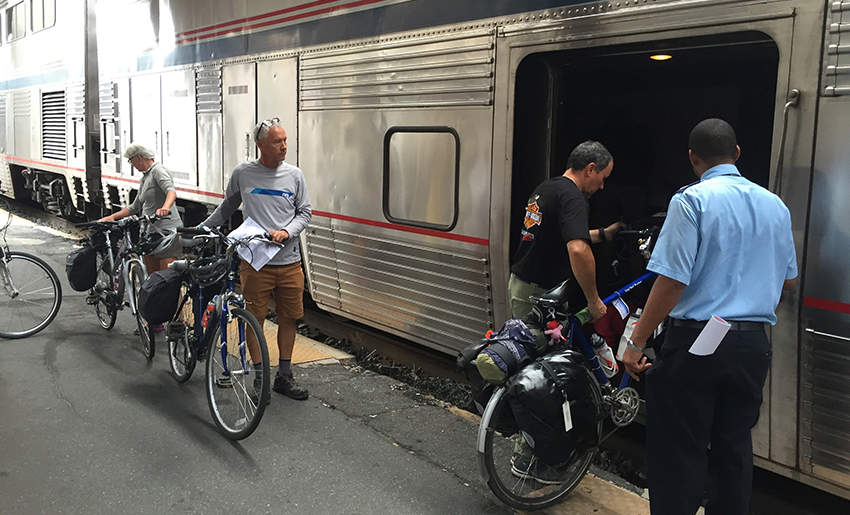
[272, 373, 309, 400]
[510, 455, 567, 485]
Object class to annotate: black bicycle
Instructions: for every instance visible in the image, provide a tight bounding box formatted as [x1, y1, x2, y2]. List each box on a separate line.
[476, 225, 662, 511]
[0, 181, 62, 339]
[164, 226, 276, 440]
[76, 214, 165, 359]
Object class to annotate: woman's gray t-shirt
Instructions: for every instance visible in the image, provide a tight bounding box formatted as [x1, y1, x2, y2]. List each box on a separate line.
[127, 162, 182, 231]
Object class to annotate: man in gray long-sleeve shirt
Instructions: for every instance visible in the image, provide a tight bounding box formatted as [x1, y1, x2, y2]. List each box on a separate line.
[202, 118, 312, 400]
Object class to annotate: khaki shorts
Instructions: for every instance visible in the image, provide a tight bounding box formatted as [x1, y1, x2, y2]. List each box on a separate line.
[239, 260, 304, 322]
[508, 273, 547, 319]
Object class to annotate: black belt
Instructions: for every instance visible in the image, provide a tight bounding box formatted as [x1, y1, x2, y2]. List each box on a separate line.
[669, 318, 766, 331]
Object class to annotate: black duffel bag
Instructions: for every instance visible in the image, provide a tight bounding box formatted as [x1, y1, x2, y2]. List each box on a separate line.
[138, 269, 183, 324]
[66, 245, 98, 292]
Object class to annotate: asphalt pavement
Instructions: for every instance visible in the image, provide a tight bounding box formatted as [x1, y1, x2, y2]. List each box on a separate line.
[0, 214, 515, 514]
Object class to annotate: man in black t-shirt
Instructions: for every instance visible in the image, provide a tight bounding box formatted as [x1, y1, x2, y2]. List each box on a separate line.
[509, 141, 623, 322]
[508, 141, 624, 485]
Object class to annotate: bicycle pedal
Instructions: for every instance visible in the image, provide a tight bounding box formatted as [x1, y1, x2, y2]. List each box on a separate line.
[215, 376, 233, 388]
[85, 296, 99, 305]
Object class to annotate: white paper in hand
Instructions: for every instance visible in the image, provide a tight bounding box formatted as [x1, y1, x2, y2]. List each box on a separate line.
[688, 315, 731, 356]
[227, 216, 281, 271]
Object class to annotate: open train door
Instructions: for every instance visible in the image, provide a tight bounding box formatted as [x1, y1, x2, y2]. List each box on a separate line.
[490, 0, 828, 495]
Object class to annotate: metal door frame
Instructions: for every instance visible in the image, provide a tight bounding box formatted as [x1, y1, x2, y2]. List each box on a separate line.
[490, 0, 823, 477]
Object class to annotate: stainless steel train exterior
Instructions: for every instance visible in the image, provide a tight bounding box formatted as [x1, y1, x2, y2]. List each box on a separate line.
[1, 0, 849, 500]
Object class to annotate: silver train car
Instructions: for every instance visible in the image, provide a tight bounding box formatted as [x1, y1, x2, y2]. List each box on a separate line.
[1, 0, 850, 500]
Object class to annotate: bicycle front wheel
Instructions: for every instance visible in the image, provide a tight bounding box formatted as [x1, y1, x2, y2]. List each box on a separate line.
[0, 251, 62, 339]
[129, 262, 154, 360]
[205, 306, 270, 440]
[168, 283, 197, 383]
[93, 251, 117, 330]
[478, 385, 600, 511]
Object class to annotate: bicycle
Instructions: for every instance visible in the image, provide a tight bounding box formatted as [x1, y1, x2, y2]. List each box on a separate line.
[75, 214, 166, 359]
[163, 226, 276, 440]
[477, 226, 661, 511]
[0, 181, 63, 339]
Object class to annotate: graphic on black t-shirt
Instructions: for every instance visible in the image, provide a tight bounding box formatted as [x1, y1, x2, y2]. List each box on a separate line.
[521, 195, 542, 241]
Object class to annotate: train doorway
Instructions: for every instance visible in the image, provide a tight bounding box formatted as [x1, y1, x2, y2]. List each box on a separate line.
[508, 32, 780, 268]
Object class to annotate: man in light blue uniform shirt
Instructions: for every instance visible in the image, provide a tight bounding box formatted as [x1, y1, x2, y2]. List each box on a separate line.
[622, 119, 797, 515]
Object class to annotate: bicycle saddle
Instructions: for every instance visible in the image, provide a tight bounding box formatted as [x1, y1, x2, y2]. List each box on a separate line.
[529, 279, 571, 307]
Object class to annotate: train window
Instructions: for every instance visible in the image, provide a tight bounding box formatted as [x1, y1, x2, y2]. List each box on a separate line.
[31, 0, 55, 32]
[4, 1, 24, 43]
[383, 127, 460, 231]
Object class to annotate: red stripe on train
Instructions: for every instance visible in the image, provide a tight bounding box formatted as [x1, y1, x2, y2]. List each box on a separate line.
[177, 0, 388, 44]
[176, 0, 344, 37]
[101, 174, 225, 199]
[0, 154, 85, 172]
[312, 210, 489, 246]
[803, 297, 850, 315]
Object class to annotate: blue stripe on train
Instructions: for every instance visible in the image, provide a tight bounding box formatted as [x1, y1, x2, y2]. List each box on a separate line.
[250, 188, 293, 198]
[4, 0, 586, 86]
[163, 0, 585, 68]
[0, 68, 70, 91]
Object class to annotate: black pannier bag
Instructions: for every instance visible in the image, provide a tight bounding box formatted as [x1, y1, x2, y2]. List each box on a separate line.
[65, 245, 98, 292]
[457, 340, 519, 435]
[138, 269, 183, 324]
[506, 349, 603, 466]
[457, 340, 493, 414]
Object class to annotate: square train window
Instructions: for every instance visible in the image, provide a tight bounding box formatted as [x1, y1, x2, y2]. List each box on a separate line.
[383, 127, 459, 231]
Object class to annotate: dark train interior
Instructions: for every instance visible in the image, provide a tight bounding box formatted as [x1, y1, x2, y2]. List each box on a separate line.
[510, 31, 779, 295]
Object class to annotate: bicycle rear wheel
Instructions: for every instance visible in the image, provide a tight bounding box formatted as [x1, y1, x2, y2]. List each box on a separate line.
[205, 306, 270, 440]
[93, 251, 118, 330]
[168, 283, 197, 383]
[129, 262, 154, 360]
[478, 384, 601, 511]
[0, 251, 62, 339]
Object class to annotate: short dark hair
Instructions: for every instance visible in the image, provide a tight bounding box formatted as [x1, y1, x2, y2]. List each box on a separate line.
[688, 118, 737, 162]
[566, 141, 613, 172]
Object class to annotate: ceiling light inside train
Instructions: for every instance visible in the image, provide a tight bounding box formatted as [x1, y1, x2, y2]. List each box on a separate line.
[650, 54, 673, 61]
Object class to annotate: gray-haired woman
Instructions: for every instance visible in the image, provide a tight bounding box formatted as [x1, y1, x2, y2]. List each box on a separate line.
[98, 142, 183, 276]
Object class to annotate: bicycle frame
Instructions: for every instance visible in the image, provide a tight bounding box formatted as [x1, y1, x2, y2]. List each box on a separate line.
[568, 271, 658, 388]
[93, 221, 148, 314]
[183, 251, 249, 378]
[0, 247, 18, 298]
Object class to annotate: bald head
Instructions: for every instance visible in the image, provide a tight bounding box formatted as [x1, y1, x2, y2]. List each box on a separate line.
[689, 118, 738, 163]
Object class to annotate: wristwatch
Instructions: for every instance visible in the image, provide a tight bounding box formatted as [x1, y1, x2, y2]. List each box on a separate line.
[626, 338, 644, 354]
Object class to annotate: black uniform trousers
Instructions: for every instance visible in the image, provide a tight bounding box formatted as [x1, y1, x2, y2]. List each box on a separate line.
[645, 325, 771, 515]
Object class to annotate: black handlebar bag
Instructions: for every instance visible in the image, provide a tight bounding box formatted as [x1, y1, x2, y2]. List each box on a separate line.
[138, 269, 183, 324]
[65, 245, 98, 292]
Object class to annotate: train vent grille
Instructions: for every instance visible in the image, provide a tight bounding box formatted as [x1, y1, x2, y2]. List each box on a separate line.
[300, 30, 495, 110]
[13, 91, 30, 114]
[825, 2, 850, 95]
[99, 82, 117, 118]
[41, 91, 67, 161]
[196, 68, 223, 114]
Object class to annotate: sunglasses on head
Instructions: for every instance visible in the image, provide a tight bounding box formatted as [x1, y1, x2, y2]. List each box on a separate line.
[254, 117, 281, 141]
